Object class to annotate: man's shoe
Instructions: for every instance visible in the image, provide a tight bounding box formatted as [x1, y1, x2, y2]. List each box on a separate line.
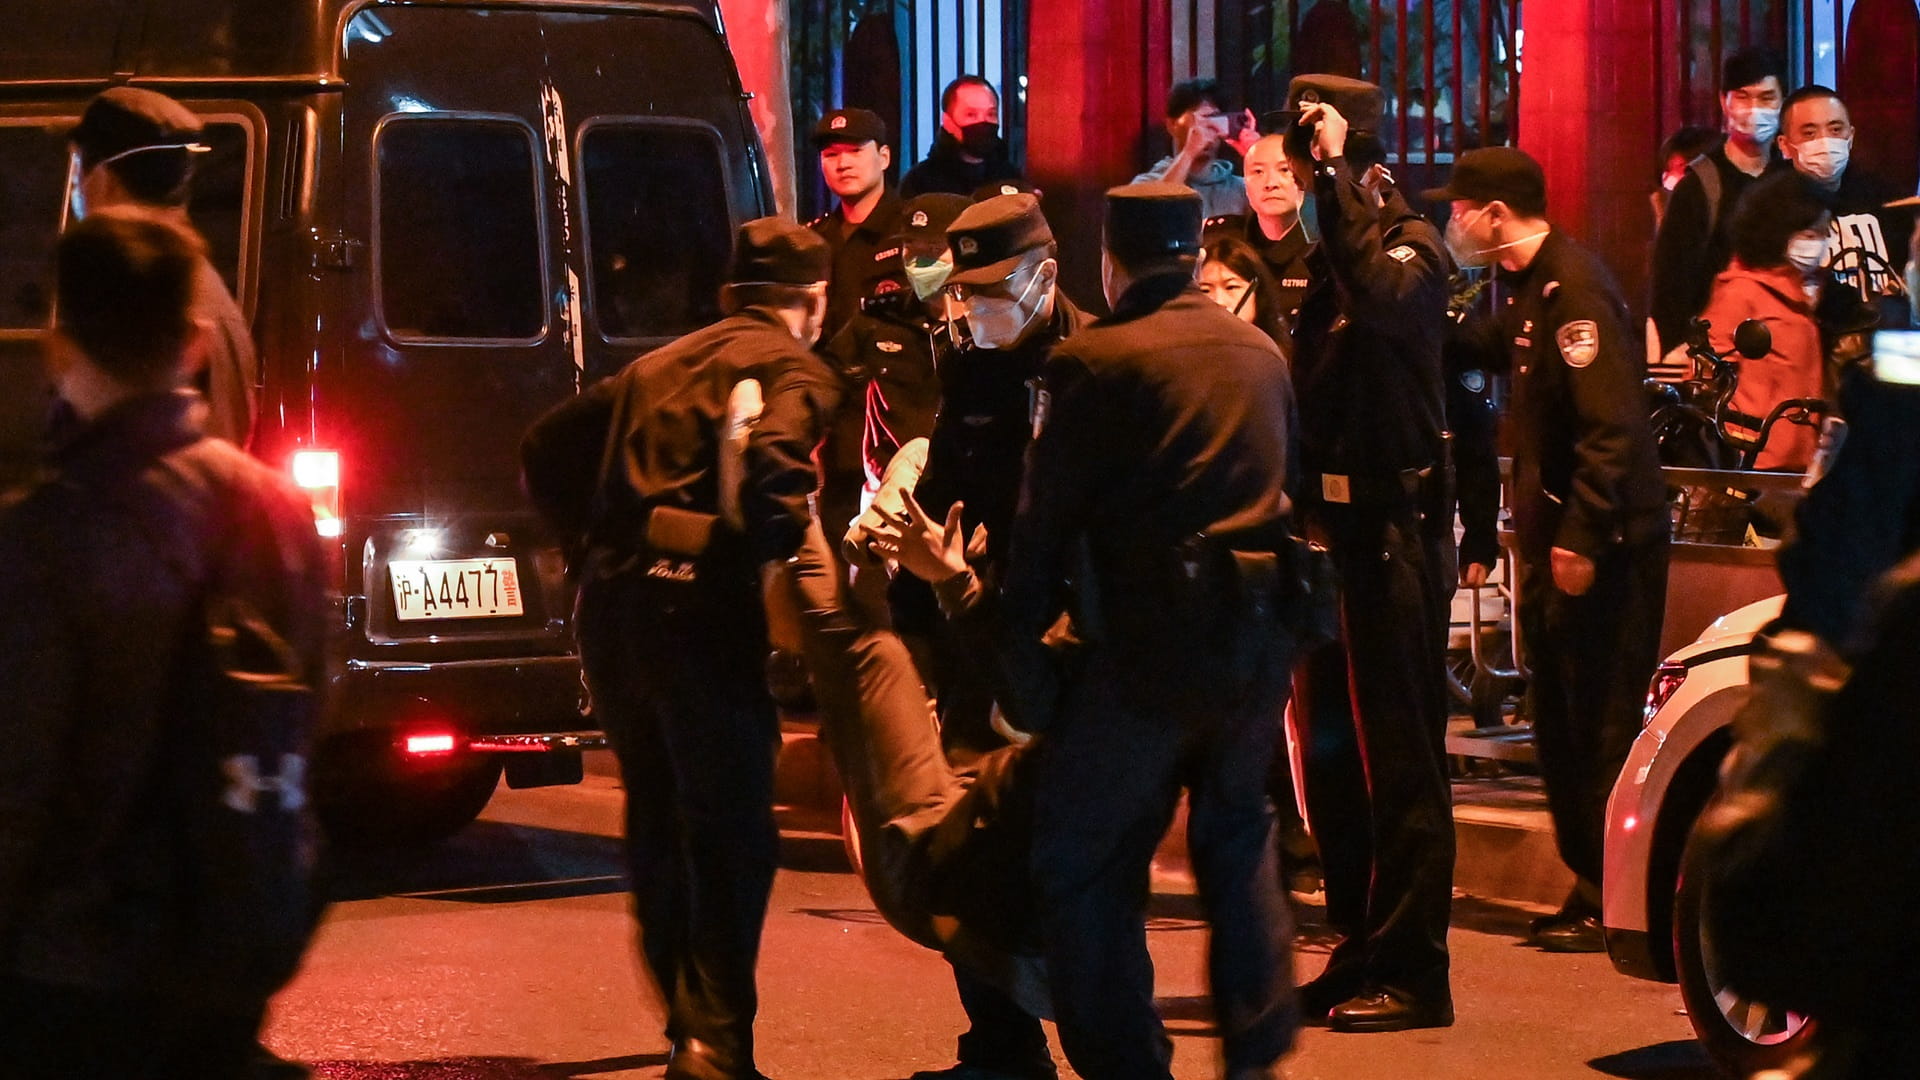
[1528, 913, 1606, 953]
[908, 1064, 1056, 1080]
[1295, 969, 1364, 1025]
[1327, 987, 1455, 1033]
[665, 1038, 766, 1080]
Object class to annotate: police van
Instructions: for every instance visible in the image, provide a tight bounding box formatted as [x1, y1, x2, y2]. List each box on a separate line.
[0, 0, 774, 844]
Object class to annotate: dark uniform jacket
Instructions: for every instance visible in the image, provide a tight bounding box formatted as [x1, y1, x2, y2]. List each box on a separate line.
[810, 192, 910, 341]
[0, 391, 324, 996]
[1291, 159, 1449, 498]
[584, 308, 841, 569]
[900, 129, 1024, 198]
[999, 276, 1295, 711]
[1651, 141, 1780, 351]
[1208, 213, 1315, 328]
[820, 292, 955, 494]
[1484, 229, 1668, 562]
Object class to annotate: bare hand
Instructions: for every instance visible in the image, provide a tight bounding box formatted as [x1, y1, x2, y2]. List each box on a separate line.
[1299, 102, 1349, 162]
[1550, 546, 1596, 597]
[868, 493, 974, 584]
[1225, 108, 1260, 157]
[1461, 562, 1492, 589]
[1181, 112, 1222, 160]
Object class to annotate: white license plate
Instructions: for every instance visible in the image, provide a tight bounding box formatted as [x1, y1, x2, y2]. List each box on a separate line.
[389, 558, 524, 621]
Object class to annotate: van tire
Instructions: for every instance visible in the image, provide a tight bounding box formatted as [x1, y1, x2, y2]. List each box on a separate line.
[1674, 832, 1818, 1075]
[315, 733, 502, 850]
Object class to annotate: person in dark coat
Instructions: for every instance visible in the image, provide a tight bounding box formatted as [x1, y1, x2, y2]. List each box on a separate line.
[1433, 147, 1671, 956]
[991, 182, 1300, 1080]
[67, 87, 258, 448]
[530, 218, 841, 1080]
[0, 210, 325, 1079]
[900, 76, 1025, 199]
[809, 108, 909, 341]
[1277, 76, 1459, 1033]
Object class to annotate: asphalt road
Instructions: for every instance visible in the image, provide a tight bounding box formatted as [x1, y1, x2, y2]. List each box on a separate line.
[264, 773, 1720, 1080]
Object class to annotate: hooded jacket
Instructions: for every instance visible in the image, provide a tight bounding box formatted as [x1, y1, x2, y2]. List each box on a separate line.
[1701, 259, 1825, 470]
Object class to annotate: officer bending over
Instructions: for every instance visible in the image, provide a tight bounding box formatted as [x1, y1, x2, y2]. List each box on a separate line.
[528, 219, 840, 1080]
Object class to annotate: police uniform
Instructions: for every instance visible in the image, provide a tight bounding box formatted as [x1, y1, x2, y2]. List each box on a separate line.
[556, 220, 841, 1080]
[1000, 183, 1299, 1080]
[1433, 148, 1670, 942]
[808, 109, 910, 341]
[1206, 212, 1315, 328]
[817, 194, 970, 542]
[1279, 77, 1458, 1031]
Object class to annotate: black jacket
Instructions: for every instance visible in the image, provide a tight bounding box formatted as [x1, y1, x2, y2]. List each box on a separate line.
[999, 277, 1295, 720]
[587, 308, 842, 568]
[1291, 159, 1450, 490]
[810, 192, 910, 342]
[818, 293, 955, 530]
[1814, 165, 1911, 304]
[1478, 229, 1668, 562]
[1651, 142, 1781, 351]
[0, 392, 324, 997]
[900, 129, 1023, 199]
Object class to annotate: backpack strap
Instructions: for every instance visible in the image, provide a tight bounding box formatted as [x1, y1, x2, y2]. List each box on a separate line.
[1691, 155, 1723, 238]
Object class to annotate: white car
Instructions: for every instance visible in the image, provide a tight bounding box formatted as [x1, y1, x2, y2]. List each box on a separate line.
[1602, 595, 1816, 1075]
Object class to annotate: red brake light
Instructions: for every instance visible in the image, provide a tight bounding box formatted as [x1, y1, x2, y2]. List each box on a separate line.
[290, 450, 343, 538]
[1643, 663, 1687, 726]
[405, 734, 458, 756]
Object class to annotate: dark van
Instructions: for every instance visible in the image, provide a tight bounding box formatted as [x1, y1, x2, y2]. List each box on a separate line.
[0, 0, 774, 844]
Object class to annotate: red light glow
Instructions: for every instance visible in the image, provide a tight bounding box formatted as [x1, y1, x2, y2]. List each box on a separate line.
[405, 734, 458, 755]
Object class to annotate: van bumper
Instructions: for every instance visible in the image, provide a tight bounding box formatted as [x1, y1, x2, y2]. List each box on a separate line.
[327, 653, 589, 738]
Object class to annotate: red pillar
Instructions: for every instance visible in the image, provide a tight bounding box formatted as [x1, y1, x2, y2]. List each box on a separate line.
[1025, 0, 1154, 309]
[1519, 0, 1663, 308]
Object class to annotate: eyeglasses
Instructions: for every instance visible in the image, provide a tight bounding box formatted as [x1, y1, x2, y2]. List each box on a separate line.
[946, 262, 1030, 303]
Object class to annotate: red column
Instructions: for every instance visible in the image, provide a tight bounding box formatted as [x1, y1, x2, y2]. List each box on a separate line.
[1025, 0, 1154, 308]
[1519, 0, 1663, 308]
[719, 0, 797, 217]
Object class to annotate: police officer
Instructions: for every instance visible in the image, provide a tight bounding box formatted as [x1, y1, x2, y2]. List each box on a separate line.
[993, 182, 1299, 1080]
[809, 108, 909, 340]
[1206, 131, 1314, 329]
[1428, 147, 1670, 953]
[546, 219, 840, 1080]
[1274, 76, 1457, 1032]
[818, 193, 970, 549]
[887, 193, 1087, 761]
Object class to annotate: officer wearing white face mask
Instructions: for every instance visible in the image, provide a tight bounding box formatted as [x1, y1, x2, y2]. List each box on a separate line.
[1651, 47, 1787, 353]
[1777, 84, 1911, 309]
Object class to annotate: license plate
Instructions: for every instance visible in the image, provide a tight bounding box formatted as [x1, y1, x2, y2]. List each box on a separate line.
[389, 558, 524, 621]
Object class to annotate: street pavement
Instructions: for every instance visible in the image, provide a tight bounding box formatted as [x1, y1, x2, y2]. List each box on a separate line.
[265, 773, 1719, 1080]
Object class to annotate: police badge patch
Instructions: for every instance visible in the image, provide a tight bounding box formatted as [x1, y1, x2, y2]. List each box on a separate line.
[910, 210, 929, 227]
[1386, 245, 1417, 263]
[1556, 320, 1600, 368]
[957, 237, 979, 256]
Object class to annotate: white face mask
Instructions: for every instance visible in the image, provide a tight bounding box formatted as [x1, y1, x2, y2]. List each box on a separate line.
[1444, 205, 1494, 269]
[1790, 136, 1852, 185]
[963, 262, 1050, 349]
[1727, 104, 1780, 145]
[1786, 233, 1829, 279]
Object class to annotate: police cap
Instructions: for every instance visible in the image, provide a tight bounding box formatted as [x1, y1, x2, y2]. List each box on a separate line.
[971, 178, 1039, 202]
[945, 194, 1055, 286]
[1262, 74, 1386, 138]
[812, 108, 889, 149]
[1103, 182, 1203, 264]
[729, 217, 832, 286]
[898, 193, 972, 248]
[1421, 146, 1548, 215]
[70, 87, 206, 170]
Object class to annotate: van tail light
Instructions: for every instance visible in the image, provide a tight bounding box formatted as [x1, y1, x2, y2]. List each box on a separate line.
[405, 733, 458, 756]
[1643, 663, 1687, 727]
[290, 450, 343, 538]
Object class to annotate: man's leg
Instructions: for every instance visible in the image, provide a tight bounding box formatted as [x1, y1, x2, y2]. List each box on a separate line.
[1337, 514, 1456, 1016]
[905, 963, 1055, 1080]
[1290, 634, 1371, 1004]
[1185, 652, 1300, 1072]
[1029, 667, 1183, 1080]
[0, 978, 161, 1079]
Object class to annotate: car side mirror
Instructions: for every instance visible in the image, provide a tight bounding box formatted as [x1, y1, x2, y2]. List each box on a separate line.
[1733, 319, 1772, 361]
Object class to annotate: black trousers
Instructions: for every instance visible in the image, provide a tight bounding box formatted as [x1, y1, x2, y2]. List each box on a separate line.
[1519, 534, 1669, 893]
[0, 977, 264, 1080]
[1293, 501, 1457, 999]
[1030, 639, 1299, 1080]
[576, 567, 781, 1075]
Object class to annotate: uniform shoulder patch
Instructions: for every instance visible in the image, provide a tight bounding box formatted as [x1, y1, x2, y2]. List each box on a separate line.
[876, 340, 904, 353]
[1386, 245, 1417, 264]
[1555, 320, 1600, 369]
[1460, 370, 1487, 393]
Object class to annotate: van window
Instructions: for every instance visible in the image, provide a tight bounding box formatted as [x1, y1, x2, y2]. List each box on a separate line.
[0, 123, 67, 331]
[189, 121, 253, 303]
[376, 117, 546, 343]
[581, 122, 732, 341]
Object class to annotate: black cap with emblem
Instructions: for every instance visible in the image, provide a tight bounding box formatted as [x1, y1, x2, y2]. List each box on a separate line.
[898, 193, 972, 252]
[1103, 182, 1203, 265]
[946, 193, 1056, 286]
[729, 217, 833, 285]
[1263, 74, 1385, 143]
[1421, 146, 1548, 215]
[971, 178, 1039, 202]
[812, 108, 889, 149]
